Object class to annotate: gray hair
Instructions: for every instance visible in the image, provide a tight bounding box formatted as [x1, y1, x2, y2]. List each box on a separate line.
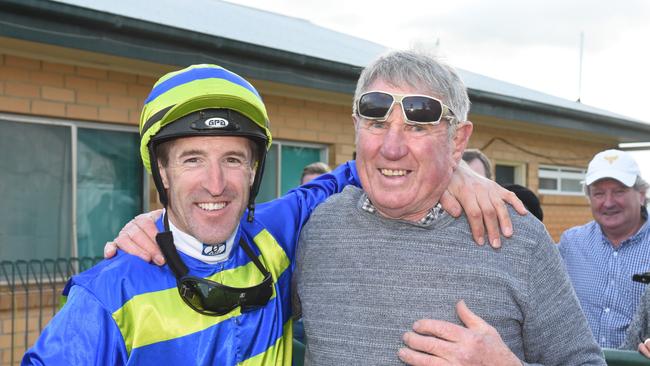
[353, 50, 470, 138]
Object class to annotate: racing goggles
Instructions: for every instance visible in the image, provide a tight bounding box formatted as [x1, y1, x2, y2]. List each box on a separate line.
[156, 215, 273, 316]
[357, 91, 456, 124]
[178, 262, 273, 316]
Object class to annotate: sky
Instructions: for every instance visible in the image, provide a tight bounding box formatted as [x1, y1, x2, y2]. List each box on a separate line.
[228, 0, 650, 177]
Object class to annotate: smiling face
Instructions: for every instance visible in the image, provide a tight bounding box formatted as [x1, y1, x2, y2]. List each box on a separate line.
[158, 135, 255, 244]
[354, 79, 472, 221]
[588, 178, 645, 244]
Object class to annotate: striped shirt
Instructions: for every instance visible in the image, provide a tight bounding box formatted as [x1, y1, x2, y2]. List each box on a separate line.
[558, 219, 650, 348]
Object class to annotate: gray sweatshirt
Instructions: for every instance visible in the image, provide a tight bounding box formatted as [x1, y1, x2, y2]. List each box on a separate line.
[294, 186, 604, 366]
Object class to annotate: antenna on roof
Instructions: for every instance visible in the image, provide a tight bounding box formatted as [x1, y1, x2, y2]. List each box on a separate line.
[577, 32, 584, 103]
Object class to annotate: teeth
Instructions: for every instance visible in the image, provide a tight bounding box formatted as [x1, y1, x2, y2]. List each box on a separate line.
[380, 169, 407, 176]
[198, 202, 226, 211]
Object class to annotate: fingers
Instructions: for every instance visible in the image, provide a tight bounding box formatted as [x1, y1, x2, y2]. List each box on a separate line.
[103, 241, 117, 259]
[114, 228, 155, 263]
[114, 211, 166, 265]
[640, 340, 650, 358]
[472, 182, 500, 248]
[490, 190, 514, 239]
[439, 190, 462, 218]
[502, 188, 527, 216]
[455, 300, 488, 330]
[399, 334, 449, 366]
[456, 188, 486, 246]
[411, 319, 464, 342]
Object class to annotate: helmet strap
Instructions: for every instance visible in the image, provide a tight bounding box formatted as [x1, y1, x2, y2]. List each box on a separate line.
[148, 143, 169, 207]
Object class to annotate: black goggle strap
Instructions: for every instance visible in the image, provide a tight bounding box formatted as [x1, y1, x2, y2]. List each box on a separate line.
[238, 237, 271, 278]
[156, 212, 189, 279]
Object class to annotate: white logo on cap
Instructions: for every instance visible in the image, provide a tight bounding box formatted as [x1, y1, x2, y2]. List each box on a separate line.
[204, 118, 229, 128]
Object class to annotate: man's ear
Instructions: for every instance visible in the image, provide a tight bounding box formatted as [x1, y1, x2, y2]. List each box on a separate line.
[249, 165, 256, 187]
[158, 161, 170, 189]
[352, 115, 361, 145]
[452, 121, 473, 163]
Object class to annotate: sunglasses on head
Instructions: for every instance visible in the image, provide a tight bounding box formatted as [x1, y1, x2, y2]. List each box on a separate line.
[157, 214, 273, 316]
[357, 91, 456, 125]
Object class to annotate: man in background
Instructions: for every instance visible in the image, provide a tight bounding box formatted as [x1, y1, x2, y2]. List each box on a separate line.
[560, 149, 650, 348]
[301, 162, 331, 184]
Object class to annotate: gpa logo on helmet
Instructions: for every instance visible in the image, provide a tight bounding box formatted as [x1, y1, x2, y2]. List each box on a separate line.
[204, 118, 230, 128]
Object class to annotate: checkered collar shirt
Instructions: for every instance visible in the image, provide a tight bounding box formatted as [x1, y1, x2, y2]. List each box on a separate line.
[360, 193, 442, 225]
[558, 218, 650, 348]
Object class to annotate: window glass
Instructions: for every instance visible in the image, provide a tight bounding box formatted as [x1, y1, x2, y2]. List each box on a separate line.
[257, 144, 278, 203]
[256, 143, 326, 202]
[0, 120, 72, 261]
[281, 145, 322, 195]
[495, 165, 515, 186]
[539, 177, 558, 190]
[76, 128, 143, 258]
[538, 165, 586, 195]
[561, 178, 583, 193]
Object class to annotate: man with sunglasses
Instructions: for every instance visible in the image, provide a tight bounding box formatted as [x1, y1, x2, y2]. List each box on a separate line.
[293, 50, 604, 365]
[24, 63, 521, 366]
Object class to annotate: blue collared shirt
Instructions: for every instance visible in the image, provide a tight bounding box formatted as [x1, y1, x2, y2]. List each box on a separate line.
[559, 218, 650, 348]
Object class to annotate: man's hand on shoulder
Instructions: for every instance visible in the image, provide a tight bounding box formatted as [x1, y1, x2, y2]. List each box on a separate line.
[398, 300, 522, 366]
[441, 161, 527, 249]
[103, 209, 165, 265]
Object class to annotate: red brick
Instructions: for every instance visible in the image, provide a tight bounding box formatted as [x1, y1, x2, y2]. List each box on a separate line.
[108, 95, 139, 109]
[0, 67, 30, 81]
[97, 80, 127, 95]
[5, 55, 40, 70]
[29, 71, 64, 87]
[41, 86, 75, 102]
[317, 132, 337, 143]
[0, 96, 30, 113]
[98, 107, 128, 123]
[67, 104, 98, 120]
[298, 130, 318, 141]
[0, 81, 4, 94]
[32, 100, 65, 117]
[42, 61, 74, 74]
[108, 70, 137, 83]
[5, 82, 39, 98]
[65, 75, 97, 91]
[128, 110, 140, 125]
[77, 92, 107, 106]
[137, 75, 157, 86]
[127, 84, 151, 98]
[76, 66, 106, 79]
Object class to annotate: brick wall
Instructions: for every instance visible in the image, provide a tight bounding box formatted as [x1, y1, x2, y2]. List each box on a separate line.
[468, 121, 613, 241]
[0, 53, 356, 211]
[0, 285, 61, 365]
[0, 54, 153, 126]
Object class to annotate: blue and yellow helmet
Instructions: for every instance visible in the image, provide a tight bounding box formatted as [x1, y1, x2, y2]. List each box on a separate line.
[140, 64, 272, 220]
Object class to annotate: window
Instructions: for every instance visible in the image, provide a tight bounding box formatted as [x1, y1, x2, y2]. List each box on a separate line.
[0, 114, 145, 261]
[257, 140, 328, 202]
[538, 165, 586, 195]
[494, 162, 526, 186]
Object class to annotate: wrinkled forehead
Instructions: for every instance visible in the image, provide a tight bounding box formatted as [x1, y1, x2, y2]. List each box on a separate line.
[365, 78, 444, 100]
[589, 177, 631, 190]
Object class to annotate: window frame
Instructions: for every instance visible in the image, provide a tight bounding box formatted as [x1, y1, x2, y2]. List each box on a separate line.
[538, 164, 586, 196]
[0, 112, 147, 257]
[265, 139, 329, 198]
[494, 161, 526, 186]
